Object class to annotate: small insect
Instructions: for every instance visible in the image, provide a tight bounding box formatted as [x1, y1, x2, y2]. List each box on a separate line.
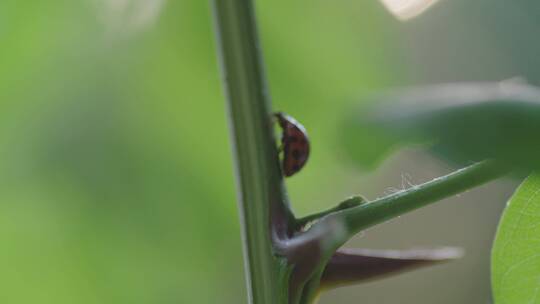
[274, 112, 310, 177]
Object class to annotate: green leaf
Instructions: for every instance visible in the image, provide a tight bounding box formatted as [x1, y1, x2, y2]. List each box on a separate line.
[492, 173, 540, 304]
[342, 81, 540, 169]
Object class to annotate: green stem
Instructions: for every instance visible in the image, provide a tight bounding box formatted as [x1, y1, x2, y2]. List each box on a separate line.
[295, 160, 508, 252]
[295, 196, 366, 228]
[211, 1, 292, 303]
[340, 160, 509, 236]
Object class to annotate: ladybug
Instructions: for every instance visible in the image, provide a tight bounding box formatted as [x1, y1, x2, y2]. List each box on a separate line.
[274, 112, 310, 177]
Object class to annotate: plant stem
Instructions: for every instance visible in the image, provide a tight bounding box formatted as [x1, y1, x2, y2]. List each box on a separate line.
[340, 160, 509, 235]
[295, 196, 366, 228]
[211, 1, 292, 303]
[296, 160, 508, 253]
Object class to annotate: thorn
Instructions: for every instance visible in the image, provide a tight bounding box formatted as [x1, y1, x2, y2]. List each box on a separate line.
[320, 247, 463, 290]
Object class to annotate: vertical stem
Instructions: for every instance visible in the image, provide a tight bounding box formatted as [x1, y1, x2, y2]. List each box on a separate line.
[211, 1, 292, 303]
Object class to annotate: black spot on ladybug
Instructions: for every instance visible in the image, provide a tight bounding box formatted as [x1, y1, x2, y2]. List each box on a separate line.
[292, 149, 301, 160]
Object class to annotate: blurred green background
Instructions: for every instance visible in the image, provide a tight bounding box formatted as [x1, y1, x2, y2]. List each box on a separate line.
[0, 0, 534, 303]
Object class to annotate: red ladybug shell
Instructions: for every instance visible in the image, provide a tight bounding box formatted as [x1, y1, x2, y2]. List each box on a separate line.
[275, 112, 310, 177]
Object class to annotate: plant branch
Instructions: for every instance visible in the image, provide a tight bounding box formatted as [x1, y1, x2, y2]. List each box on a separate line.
[295, 196, 366, 229]
[339, 160, 510, 237]
[295, 160, 510, 254]
[211, 1, 293, 303]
